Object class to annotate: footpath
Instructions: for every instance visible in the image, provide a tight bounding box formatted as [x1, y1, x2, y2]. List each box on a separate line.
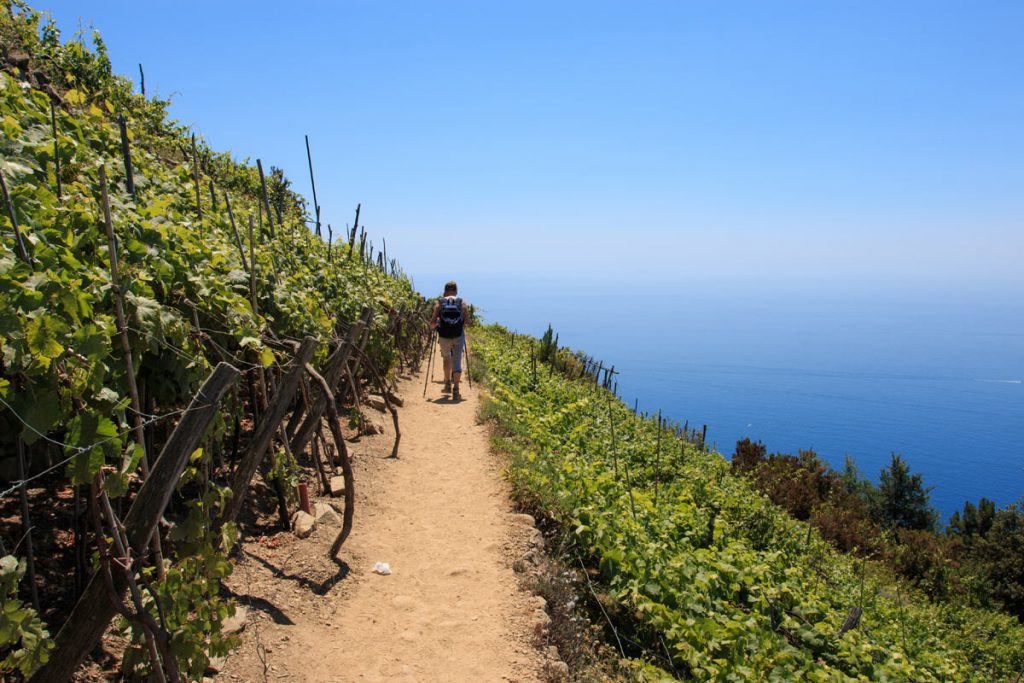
[218, 347, 545, 682]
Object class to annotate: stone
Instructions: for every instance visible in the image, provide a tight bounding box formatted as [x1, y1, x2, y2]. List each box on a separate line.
[528, 595, 547, 611]
[293, 511, 316, 539]
[509, 513, 536, 527]
[543, 659, 570, 681]
[365, 395, 388, 412]
[205, 656, 226, 675]
[314, 501, 342, 526]
[532, 608, 551, 636]
[361, 419, 383, 435]
[329, 476, 346, 497]
[222, 606, 248, 635]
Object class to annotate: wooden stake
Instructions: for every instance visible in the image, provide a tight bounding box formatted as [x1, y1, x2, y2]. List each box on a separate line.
[305, 364, 356, 557]
[31, 363, 239, 683]
[247, 216, 258, 317]
[15, 438, 39, 612]
[223, 194, 249, 270]
[100, 167, 148, 477]
[50, 100, 61, 199]
[0, 170, 32, 267]
[289, 311, 371, 456]
[256, 159, 275, 237]
[223, 339, 317, 527]
[117, 116, 135, 198]
[606, 392, 620, 480]
[100, 166, 166, 578]
[138, 63, 145, 96]
[191, 134, 202, 223]
[654, 411, 662, 507]
[304, 135, 321, 237]
[348, 203, 361, 253]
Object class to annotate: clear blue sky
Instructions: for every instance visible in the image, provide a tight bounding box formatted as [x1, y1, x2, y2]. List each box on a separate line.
[40, 1, 1024, 287]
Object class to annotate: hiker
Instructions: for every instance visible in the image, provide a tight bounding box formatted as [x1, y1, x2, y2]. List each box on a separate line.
[430, 281, 469, 400]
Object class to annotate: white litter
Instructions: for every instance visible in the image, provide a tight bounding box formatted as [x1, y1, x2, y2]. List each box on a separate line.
[372, 562, 391, 575]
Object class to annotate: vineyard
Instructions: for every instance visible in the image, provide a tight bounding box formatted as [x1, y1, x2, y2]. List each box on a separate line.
[0, 3, 429, 680]
[472, 324, 1024, 681]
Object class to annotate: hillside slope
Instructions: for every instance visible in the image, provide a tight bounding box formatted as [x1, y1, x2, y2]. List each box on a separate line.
[472, 324, 1024, 681]
[1, 3, 423, 679]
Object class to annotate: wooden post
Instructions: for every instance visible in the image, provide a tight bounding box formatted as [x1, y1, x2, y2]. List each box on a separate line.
[289, 312, 371, 456]
[348, 203, 360, 253]
[191, 134, 202, 223]
[0, 170, 32, 267]
[208, 178, 217, 213]
[223, 194, 249, 270]
[354, 347, 401, 458]
[138, 63, 145, 96]
[223, 338, 317, 526]
[117, 115, 135, 198]
[304, 135, 321, 238]
[256, 159, 275, 237]
[50, 100, 61, 199]
[606, 392, 620, 480]
[654, 411, 662, 507]
[99, 167, 148, 476]
[247, 216, 258, 317]
[30, 363, 239, 683]
[100, 166, 167, 577]
[305, 364, 355, 557]
[15, 438, 39, 612]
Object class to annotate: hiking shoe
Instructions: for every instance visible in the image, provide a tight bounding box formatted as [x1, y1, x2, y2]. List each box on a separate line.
[443, 380, 452, 393]
[452, 387, 461, 401]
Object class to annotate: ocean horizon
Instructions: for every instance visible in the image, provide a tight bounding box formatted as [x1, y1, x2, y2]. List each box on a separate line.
[418, 273, 1024, 521]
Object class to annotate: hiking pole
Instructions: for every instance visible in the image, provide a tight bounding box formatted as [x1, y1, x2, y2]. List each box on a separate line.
[422, 329, 437, 397]
[463, 336, 472, 389]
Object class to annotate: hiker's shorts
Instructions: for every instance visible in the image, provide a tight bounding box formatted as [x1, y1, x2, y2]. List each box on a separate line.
[439, 335, 464, 373]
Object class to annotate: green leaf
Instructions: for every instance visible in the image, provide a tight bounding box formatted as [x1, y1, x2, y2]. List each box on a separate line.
[25, 316, 65, 367]
[18, 390, 60, 444]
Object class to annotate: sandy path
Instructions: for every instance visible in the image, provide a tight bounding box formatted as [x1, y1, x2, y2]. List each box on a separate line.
[218, 346, 544, 682]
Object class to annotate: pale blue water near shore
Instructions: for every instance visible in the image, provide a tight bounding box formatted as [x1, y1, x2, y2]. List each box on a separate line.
[418, 274, 1023, 521]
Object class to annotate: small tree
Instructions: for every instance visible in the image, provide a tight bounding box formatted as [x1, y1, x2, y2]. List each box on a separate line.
[732, 438, 766, 475]
[949, 497, 996, 539]
[874, 453, 938, 532]
[538, 324, 558, 364]
[969, 501, 1024, 619]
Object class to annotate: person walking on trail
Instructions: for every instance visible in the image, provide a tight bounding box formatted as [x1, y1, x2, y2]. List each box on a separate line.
[430, 281, 469, 401]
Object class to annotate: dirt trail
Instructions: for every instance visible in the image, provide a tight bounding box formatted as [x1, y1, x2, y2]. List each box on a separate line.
[218, 348, 545, 682]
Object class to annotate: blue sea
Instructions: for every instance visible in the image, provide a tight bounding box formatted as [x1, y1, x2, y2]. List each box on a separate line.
[421, 274, 1024, 521]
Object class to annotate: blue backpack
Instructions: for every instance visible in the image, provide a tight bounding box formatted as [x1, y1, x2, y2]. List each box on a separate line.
[437, 297, 464, 338]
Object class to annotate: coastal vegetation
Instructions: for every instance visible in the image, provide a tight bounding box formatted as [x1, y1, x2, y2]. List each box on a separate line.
[473, 323, 1024, 680]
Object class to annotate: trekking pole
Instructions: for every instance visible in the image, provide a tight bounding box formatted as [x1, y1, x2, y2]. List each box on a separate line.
[422, 329, 437, 397]
[463, 336, 472, 389]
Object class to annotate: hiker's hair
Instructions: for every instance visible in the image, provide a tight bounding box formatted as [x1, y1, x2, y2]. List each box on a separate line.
[444, 281, 458, 295]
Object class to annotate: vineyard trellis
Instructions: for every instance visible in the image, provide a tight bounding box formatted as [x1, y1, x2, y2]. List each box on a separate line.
[0, 5, 438, 679]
